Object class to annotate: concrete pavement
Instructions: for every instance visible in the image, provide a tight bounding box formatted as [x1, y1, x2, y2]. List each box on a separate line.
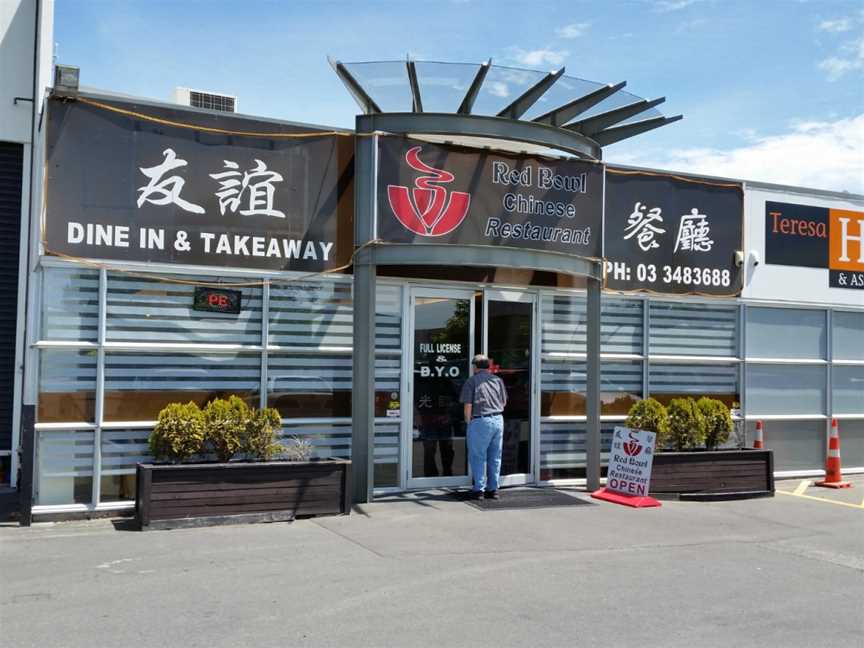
[1, 480, 862, 648]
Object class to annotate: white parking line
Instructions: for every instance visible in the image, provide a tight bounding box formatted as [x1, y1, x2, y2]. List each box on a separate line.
[792, 479, 810, 496]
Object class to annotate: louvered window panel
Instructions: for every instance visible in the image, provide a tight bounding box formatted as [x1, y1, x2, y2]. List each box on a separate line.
[38, 349, 97, 423]
[100, 428, 150, 502]
[541, 294, 643, 355]
[36, 429, 94, 505]
[650, 362, 739, 407]
[541, 360, 642, 416]
[103, 352, 261, 421]
[539, 422, 614, 481]
[106, 273, 263, 345]
[269, 281, 352, 349]
[41, 267, 99, 341]
[373, 420, 400, 487]
[649, 301, 738, 357]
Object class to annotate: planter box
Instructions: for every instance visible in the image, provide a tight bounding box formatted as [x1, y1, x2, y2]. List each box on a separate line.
[136, 459, 351, 530]
[650, 449, 774, 500]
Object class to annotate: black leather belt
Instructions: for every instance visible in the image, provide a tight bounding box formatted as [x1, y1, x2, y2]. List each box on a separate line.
[472, 413, 502, 419]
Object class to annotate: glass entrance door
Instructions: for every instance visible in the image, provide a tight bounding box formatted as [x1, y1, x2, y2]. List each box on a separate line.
[482, 290, 536, 486]
[407, 289, 474, 488]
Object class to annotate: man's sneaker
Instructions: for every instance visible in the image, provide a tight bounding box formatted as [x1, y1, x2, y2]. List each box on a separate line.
[484, 490, 500, 500]
[468, 490, 484, 500]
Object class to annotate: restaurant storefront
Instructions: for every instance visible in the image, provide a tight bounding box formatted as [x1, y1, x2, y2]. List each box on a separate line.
[15, 60, 864, 519]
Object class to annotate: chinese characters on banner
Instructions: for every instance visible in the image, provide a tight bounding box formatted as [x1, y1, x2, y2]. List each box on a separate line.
[45, 97, 352, 272]
[604, 169, 744, 295]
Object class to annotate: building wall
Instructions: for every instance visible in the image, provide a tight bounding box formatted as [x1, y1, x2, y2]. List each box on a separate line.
[0, 0, 53, 144]
[1, 0, 54, 484]
[29, 257, 863, 511]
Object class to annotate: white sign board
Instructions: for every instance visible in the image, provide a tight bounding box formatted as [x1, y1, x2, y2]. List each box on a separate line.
[607, 426, 656, 497]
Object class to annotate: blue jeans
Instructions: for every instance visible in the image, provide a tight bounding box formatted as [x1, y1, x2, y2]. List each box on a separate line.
[467, 414, 503, 492]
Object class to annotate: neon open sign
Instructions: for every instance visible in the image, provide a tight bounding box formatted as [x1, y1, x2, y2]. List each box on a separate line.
[193, 287, 242, 314]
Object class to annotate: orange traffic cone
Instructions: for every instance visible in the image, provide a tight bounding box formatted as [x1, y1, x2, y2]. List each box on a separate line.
[753, 420, 764, 449]
[815, 419, 852, 489]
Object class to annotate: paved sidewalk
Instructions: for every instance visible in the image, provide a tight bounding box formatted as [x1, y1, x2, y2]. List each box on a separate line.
[1, 482, 862, 648]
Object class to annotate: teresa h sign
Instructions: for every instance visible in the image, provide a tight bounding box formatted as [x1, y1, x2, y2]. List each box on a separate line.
[376, 136, 604, 259]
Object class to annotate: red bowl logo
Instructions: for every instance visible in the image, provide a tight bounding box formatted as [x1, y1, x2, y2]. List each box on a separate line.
[387, 146, 470, 237]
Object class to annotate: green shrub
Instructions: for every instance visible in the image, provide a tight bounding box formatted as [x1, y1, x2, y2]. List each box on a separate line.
[203, 396, 250, 462]
[667, 397, 707, 450]
[243, 406, 283, 461]
[697, 397, 733, 450]
[625, 398, 670, 449]
[149, 402, 205, 462]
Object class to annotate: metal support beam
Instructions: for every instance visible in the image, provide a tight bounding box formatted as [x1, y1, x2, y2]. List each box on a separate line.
[356, 112, 601, 160]
[406, 59, 423, 113]
[566, 97, 666, 137]
[586, 277, 602, 491]
[330, 58, 382, 115]
[457, 59, 491, 115]
[497, 67, 566, 120]
[532, 81, 626, 127]
[591, 114, 683, 147]
[351, 122, 377, 504]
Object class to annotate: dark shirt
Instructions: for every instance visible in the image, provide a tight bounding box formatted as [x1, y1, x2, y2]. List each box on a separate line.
[459, 370, 508, 417]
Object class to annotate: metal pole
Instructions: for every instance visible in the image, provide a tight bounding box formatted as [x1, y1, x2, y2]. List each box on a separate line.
[586, 275, 601, 491]
[351, 125, 377, 504]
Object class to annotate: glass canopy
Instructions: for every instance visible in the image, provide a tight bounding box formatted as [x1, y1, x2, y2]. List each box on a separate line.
[333, 59, 680, 146]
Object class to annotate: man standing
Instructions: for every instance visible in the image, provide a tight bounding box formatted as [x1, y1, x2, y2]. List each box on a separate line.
[460, 354, 508, 499]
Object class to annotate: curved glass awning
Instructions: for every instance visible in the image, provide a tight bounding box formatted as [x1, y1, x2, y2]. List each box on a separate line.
[331, 58, 682, 149]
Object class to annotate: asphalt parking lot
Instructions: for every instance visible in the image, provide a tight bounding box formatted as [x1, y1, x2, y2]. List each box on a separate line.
[1, 478, 862, 648]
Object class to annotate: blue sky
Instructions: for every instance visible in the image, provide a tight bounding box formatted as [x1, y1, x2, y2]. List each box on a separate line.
[55, 0, 863, 193]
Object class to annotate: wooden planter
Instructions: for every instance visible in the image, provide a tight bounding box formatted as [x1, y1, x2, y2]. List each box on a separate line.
[136, 459, 351, 530]
[650, 449, 774, 500]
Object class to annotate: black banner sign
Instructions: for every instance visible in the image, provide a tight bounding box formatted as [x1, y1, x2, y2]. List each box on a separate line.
[44, 97, 353, 271]
[765, 201, 828, 268]
[603, 169, 743, 295]
[376, 137, 603, 259]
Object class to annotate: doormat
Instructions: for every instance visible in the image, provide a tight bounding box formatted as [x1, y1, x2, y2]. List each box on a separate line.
[453, 488, 594, 511]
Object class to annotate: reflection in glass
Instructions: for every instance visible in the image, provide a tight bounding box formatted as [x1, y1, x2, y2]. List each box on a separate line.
[831, 365, 864, 414]
[832, 311, 864, 361]
[745, 364, 825, 415]
[40, 267, 99, 342]
[38, 349, 97, 423]
[487, 300, 532, 475]
[746, 307, 826, 359]
[541, 360, 643, 416]
[37, 429, 93, 505]
[744, 420, 823, 471]
[412, 297, 470, 478]
[539, 423, 615, 481]
[650, 363, 740, 408]
[103, 352, 260, 421]
[100, 428, 150, 502]
[106, 273, 262, 345]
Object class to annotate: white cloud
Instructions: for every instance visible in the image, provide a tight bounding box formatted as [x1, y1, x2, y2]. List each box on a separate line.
[488, 82, 510, 98]
[510, 48, 568, 67]
[555, 23, 590, 39]
[818, 36, 864, 81]
[818, 18, 852, 32]
[653, 0, 702, 13]
[609, 114, 864, 194]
